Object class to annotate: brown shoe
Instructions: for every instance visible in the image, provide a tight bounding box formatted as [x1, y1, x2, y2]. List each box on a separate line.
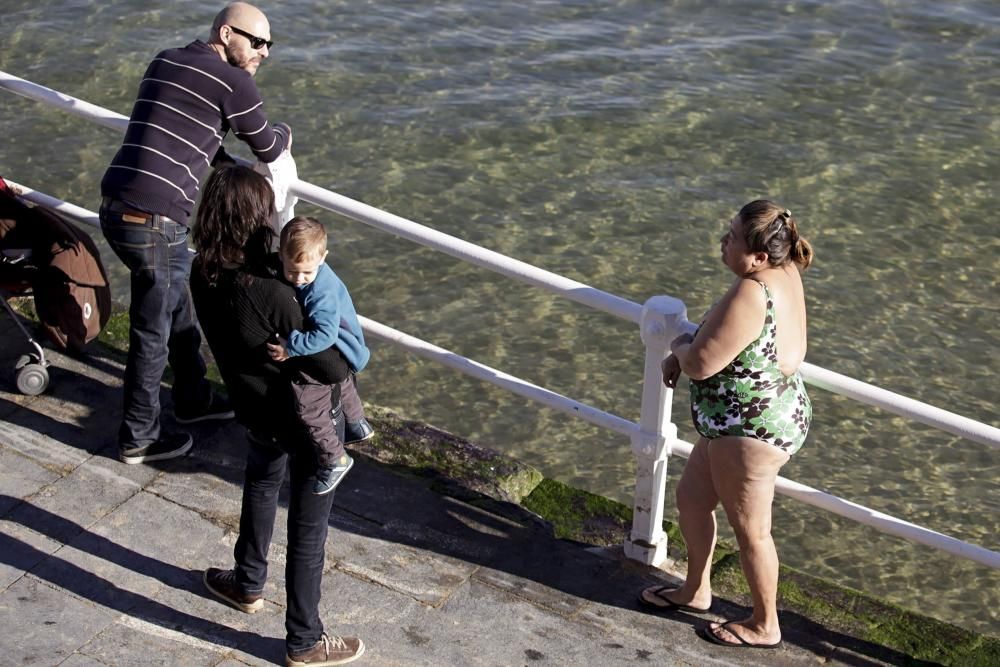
[202, 567, 263, 613]
[286, 633, 365, 666]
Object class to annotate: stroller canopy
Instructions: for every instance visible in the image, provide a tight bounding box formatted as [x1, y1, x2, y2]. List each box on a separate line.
[1, 176, 111, 352]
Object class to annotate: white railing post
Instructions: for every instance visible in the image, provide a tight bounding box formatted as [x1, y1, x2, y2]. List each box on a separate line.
[625, 296, 688, 565]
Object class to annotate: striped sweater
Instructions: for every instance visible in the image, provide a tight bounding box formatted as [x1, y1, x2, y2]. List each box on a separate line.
[101, 40, 288, 225]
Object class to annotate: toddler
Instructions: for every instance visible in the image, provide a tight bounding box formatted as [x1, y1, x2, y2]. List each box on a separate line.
[267, 216, 373, 494]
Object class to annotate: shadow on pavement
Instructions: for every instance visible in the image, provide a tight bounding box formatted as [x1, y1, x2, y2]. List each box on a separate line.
[0, 495, 285, 664]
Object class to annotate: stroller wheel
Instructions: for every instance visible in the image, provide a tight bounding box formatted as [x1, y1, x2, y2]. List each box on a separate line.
[16, 362, 49, 396]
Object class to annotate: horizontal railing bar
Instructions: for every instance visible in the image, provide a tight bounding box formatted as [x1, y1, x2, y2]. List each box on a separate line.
[5, 180, 101, 229]
[669, 439, 1000, 569]
[360, 316, 638, 436]
[801, 362, 1000, 451]
[0, 71, 127, 133]
[292, 180, 643, 323]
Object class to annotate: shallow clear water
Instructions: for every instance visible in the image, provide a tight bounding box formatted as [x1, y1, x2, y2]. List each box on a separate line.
[1, 0, 997, 635]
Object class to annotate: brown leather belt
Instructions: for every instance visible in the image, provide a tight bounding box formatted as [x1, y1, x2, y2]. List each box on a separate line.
[101, 197, 165, 223]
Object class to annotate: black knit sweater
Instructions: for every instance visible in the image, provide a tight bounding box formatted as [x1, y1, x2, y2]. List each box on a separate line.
[101, 40, 288, 224]
[190, 255, 350, 440]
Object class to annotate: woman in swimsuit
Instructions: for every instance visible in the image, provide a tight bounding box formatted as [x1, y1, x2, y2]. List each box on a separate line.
[638, 199, 814, 650]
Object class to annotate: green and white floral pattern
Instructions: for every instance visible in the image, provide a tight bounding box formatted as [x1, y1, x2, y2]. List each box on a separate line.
[689, 282, 811, 454]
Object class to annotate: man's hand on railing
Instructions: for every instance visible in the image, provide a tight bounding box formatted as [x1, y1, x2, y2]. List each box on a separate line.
[275, 122, 292, 152]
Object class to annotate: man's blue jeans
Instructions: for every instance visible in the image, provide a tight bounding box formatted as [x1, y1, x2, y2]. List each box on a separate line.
[100, 202, 208, 448]
[235, 400, 345, 653]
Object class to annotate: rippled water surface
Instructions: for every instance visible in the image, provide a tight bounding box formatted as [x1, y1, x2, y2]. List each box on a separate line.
[2, 0, 997, 635]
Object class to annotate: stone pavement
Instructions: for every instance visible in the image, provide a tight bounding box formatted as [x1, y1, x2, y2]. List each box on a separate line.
[0, 315, 920, 666]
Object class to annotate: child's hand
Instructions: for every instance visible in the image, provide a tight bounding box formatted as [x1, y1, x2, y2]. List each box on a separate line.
[267, 334, 290, 362]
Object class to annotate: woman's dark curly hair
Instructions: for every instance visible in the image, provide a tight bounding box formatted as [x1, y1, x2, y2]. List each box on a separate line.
[191, 164, 275, 283]
[738, 199, 814, 270]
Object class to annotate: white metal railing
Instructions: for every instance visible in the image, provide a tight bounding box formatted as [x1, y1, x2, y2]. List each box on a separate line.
[3, 71, 998, 572]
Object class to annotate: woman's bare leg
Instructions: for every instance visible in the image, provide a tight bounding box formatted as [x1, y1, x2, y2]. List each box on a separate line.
[641, 437, 717, 610]
[705, 436, 788, 645]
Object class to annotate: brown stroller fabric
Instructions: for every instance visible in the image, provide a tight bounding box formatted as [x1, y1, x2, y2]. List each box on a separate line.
[0, 177, 112, 353]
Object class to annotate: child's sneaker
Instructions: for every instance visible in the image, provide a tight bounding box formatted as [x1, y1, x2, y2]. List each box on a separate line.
[314, 454, 354, 495]
[344, 418, 374, 444]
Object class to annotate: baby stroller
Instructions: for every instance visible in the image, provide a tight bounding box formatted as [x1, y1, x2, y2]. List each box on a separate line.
[0, 176, 111, 395]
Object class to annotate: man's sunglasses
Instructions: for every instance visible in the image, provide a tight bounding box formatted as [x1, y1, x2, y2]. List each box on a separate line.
[229, 26, 273, 50]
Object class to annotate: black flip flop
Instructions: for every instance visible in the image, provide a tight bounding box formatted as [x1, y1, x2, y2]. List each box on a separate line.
[637, 585, 710, 614]
[696, 621, 782, 649]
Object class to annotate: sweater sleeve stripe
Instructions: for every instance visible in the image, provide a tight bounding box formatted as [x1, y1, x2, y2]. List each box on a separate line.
[105, 165, 197, 204]
[236, 119, 269, 137]
[153, 57, 233, 93]
[226, 100, 264, 119]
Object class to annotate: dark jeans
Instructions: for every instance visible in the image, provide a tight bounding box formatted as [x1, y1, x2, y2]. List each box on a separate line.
[100, 202, 208, 447]
[234, 401, 345, 653]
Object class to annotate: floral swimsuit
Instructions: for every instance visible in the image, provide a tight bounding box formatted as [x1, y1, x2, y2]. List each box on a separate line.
[689, 280, 811, 454]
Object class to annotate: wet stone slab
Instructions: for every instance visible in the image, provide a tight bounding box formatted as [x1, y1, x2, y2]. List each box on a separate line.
[30, 490, 223, 614]
[152, 570, 287, 667]
[6, 456, 145, 545]
[412, 577, 692, 667]
[326, 525, 477, 608]
[0, 445, 61, 515]
[0, 575, 117, 666]
[76, 616, 230, 667]
[58, 653, 109, 667]
[0, 517, 64, 590]
[0, 416, 93, 472]
[147, 462, 246, 533]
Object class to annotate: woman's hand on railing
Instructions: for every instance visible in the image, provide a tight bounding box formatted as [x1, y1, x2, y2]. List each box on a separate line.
[662, 354, 681, 388]
[670, 332, 694, 352]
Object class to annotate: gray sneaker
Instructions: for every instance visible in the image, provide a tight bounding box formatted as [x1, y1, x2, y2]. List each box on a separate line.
[313, 454, 354, 495]
[286, 633, 365, 666]
[120, 431, 192, 465]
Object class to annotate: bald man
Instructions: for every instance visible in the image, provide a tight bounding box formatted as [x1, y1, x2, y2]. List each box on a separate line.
[99, 3, 290, 466]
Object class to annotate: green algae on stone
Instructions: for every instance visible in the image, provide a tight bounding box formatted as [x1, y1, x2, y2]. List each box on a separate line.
[350, 404, 543, 503]
[522, 478, 633, 547]
[775, 567, 1000, 666]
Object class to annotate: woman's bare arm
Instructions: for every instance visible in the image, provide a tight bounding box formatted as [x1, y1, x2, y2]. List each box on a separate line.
[671, 278, 767, 380]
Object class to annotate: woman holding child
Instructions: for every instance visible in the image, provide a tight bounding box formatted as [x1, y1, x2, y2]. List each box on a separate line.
[190, 164, 365, 666]
[638, 200, 814, 651]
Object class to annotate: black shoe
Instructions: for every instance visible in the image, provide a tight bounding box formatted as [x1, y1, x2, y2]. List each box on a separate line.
[343, 419, 374, 444]
[175, 392, 235, 424]
[203, 567, 264, 613]
[314, 454, 354, 495]
[120, 431, 193, 465]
